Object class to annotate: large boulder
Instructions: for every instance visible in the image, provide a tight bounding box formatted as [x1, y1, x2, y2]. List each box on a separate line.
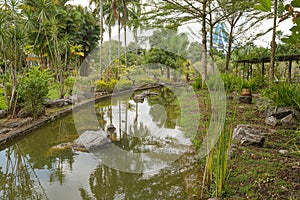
[73, 130, 112, 151]
[233, 125, 266, 147]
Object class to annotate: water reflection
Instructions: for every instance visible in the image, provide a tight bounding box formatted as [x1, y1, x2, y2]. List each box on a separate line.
[0, 87, 196, 199]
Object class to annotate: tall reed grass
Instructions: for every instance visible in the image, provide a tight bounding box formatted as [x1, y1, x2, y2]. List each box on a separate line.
[201, 103, 237, 198]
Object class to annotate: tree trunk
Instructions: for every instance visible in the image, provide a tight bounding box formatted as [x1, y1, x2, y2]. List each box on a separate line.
[118, 15, 121, 79]
[201, 0, 208, 85]
[209, 12, 214, 73]
[100, 0, 104, 80]
[270, 0, 278, 82]
[225, 25, 234, 73]
[134, 29, 138, 66]
[123, 0, 128, 68]
[109, 26, 112, 65]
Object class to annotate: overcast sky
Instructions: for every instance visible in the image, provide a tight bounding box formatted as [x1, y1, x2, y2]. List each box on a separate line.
[67, 0, 293, 47]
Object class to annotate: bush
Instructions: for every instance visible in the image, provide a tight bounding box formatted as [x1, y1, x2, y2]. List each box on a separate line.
[263, 83, 300, 110]
[247, 74, 266, 92]
[222, 73, 244, 93]
[18, 67, 50, 119]
[95, 79, 117, 93]
[192, 76, 202, 90]
[0, 88, 6, 110]
[64, 76, 76, 95]
[47, 82, 60, 100]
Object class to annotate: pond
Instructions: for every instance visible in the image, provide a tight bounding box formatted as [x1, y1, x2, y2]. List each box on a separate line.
[0, 87, 199, 200]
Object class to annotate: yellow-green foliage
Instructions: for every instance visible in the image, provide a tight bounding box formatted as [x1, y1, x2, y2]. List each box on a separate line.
[95, 79, 117, 93]
[0, 88, 7, 110]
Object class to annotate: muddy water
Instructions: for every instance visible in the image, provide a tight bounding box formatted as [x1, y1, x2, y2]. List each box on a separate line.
[0, 87, 199, 200]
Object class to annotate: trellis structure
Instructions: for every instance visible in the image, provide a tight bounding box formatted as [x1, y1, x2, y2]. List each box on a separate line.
[237, 54, 300, 82]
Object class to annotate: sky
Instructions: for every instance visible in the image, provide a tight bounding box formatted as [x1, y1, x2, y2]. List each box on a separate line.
[67, 0, 293, 47]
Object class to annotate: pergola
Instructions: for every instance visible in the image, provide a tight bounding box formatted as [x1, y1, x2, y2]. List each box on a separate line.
[237, 54, 300, 81]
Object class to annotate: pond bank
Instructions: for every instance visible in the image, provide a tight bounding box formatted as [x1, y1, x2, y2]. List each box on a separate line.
[0, 84, 166, 148]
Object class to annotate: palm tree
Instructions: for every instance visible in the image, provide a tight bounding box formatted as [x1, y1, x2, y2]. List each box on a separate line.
[103, 0, 117, 65]
[128, 0, 142, 66]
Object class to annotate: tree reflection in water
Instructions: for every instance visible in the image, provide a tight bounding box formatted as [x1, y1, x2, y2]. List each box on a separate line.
[79, 163, 187, 200]
[0, 146, 47, 199]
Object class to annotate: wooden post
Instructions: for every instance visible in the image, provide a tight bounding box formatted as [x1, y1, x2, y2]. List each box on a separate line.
[288, 59, 292, 83]
[247, 62, 250, 80]
[250, 63, 253, 79]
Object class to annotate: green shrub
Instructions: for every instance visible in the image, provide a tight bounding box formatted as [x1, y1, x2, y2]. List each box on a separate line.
[47, 82, 60, 100]
[222, 73, 244, 93]
[263, 83, 300, 110]
[64, 76, 76, 95]
[247, 75, 266, 92]
[0, 88, 7, 110]
[192, 76, 202, 90]
[95, 79, 117, 93]
[18, 67, 50, 119]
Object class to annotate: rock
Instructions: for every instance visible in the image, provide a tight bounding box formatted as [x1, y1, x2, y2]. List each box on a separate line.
[133, 94, 144, 103]
[73, 130, 112, 151]
[233, 126, 265, 147]
[208, 198, 220, 200]
[280, 114, 298, 129]
[278, 150, 288, 155]
[239, 96, 252, 104]
[266, 107, 300, 120]
[265, 116, 278, 127]
[0, 110, 7, 119]
[0, 128, 9, 134]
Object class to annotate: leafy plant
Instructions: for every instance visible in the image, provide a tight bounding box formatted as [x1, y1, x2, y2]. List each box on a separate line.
[262, 83, 300, 110]
[18, 67, 51, 119]
[95, 79, 117, 93]
[0, 88, 7, 110]
[64, 76, 76, 95]
[192, 76, 202, 90]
